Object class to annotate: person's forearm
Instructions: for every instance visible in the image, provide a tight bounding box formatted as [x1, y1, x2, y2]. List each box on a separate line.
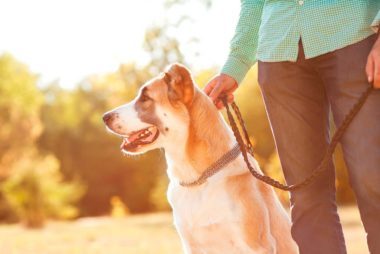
[221, 0, 265, 85]
[371, 9, 380, 32]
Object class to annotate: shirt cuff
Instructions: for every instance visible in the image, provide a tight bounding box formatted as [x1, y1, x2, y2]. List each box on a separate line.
[371, 10, 380, 32]
[221, 56, 252, 85]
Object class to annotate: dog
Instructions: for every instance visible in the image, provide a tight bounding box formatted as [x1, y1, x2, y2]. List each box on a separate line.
[103, 63, 298, 254]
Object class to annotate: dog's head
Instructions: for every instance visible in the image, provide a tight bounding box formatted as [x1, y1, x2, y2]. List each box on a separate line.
[103, 63, 197, 155]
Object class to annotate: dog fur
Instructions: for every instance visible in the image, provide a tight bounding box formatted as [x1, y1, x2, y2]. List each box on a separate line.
[103, 63, 298, 254]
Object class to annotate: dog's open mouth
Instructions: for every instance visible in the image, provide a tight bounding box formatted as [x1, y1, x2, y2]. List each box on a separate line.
[120, 126, 159, 151]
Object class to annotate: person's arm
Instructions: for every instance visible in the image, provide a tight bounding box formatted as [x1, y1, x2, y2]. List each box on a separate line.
[204, 0, 265, 109]
[221, 0, 265, 85]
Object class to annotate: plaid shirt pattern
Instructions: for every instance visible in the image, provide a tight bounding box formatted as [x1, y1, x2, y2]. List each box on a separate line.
[222, 0, 380, 84]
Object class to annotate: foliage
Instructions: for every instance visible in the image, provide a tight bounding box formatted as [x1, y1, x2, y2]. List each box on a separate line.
[0, 54, 43, 179]
[37, 23, 182, 216]
[144, 26, 185, 75]
[0, 55, 85, 227]
[38, 64, 167, 215]
[234, 66, 276, 159]
[0, 50, 357, 225]
[1, 152, 84, 228]
[0, 0, 359, 223]
[110, 196, 130, 217]
[149, 173, 171, 211]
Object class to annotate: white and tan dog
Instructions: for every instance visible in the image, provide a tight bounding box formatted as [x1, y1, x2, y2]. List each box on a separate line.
[103, 63, 298, 254]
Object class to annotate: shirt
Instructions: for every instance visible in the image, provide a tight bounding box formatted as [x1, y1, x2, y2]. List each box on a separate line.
[221, 0, 380, 84]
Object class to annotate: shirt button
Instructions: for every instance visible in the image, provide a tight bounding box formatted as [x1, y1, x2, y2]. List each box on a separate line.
[298, 0, 304, 5]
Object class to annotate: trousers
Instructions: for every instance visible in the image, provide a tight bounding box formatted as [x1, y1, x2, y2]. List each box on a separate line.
[258, 34, 380, 254]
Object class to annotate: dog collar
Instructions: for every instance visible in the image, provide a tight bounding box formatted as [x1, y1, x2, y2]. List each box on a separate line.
[179, 143, 241, 187]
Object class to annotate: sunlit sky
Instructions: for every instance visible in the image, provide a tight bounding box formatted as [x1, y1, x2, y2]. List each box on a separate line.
[0, 0, 239, 89]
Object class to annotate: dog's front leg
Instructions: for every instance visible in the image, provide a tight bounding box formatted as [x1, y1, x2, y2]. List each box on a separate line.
[182, 244, 205, 254]
[173, 219, 198, 254]
[176, 229, 204, 254]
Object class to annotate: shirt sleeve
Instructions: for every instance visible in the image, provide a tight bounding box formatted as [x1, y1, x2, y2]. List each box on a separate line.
[221, 0, 265, 85]
[371, 10, 380, 33]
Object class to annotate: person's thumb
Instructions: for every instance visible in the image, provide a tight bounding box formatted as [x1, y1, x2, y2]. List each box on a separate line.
[366, 54, 374, 83]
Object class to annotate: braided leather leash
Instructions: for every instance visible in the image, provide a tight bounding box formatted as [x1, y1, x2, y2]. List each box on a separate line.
[179, 143, 241, 187]
[222, 84, 374, 191]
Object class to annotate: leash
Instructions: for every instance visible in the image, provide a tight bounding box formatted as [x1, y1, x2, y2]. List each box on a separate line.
[222, 85, 374, 191]
[179, 143, 241, 187]
[180, 32, 378, 189]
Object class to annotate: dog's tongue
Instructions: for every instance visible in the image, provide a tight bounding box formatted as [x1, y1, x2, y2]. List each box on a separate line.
[127, 131, 143, 143]
[120, 127, 158, 150]
[120, 131, 142, 149]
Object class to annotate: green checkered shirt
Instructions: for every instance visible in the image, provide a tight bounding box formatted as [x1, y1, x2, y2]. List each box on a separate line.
[222, 0, 380, 84]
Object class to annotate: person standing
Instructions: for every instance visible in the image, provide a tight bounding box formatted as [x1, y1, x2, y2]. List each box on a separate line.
[204, 1, 380, 253]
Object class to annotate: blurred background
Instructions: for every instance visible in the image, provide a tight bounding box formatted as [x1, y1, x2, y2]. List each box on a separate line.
[0, 0, 368, 253]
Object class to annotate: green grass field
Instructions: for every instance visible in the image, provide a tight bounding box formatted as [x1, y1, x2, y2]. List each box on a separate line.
[0, 206, 368, 254]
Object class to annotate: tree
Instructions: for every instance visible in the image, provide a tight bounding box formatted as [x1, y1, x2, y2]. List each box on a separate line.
[2, 153, 84, 228]
[38, 64, 167, 215]
[0, 54, 84, 226]
[0, 54, 43, 179]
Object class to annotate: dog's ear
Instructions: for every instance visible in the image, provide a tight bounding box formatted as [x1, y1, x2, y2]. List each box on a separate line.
[164, 63, 195, 107]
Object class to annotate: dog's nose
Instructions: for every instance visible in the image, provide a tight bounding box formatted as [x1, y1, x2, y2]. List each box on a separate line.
[103, 112, 113, 123]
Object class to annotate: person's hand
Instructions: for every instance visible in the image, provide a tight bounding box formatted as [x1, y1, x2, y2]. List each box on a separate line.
[204, 74, 238, 109]
[366, 34, 380, 89]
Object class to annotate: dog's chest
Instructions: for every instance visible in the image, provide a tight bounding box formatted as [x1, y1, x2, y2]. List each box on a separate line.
[168, 180, 240, 228]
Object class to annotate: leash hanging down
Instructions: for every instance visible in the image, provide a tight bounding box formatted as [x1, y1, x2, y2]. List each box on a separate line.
[222, 85, 374, 191]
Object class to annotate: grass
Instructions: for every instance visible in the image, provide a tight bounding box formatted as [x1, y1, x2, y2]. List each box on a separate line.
[0, 206, 367, 254]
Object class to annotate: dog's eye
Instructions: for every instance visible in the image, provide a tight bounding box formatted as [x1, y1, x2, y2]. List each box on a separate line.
[140, 93, 151, 102]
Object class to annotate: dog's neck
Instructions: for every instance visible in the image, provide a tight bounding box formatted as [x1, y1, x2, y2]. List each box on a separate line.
[165, 91, 237, 184]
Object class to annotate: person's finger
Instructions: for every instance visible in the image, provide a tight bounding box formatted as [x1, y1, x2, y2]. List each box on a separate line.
[204, 79, 216, 96]
[375, 60, 380, 89]
[366, 55, 374, 83]
[227, 94, 234, 104]
[209, 81, 224, 102]
[216, 100, 224, 110]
